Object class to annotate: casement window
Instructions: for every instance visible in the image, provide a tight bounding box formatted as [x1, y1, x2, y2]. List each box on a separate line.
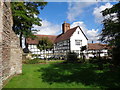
[75, 40, 82, 45]
[64, 41, 67, 45]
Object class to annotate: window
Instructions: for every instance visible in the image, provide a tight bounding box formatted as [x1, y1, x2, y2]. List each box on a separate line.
[64, 41, 67, 45]
[78, 31, 79, 34]
[75, 40, 82, 45]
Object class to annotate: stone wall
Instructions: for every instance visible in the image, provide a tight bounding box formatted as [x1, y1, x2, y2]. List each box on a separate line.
[0, 1, 22, 89]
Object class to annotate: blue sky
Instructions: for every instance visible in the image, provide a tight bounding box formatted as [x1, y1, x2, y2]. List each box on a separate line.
[39, 2, 68, 24]
[33, 2, 118, 43]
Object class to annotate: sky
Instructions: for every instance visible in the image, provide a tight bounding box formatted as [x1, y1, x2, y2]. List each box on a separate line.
[33, 2, 118, 43]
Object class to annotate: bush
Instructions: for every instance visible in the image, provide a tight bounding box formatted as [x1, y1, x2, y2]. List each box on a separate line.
[112, 47, 120, 65]
[23, 58, 40, 64]
[28, 59, 39, 64]
[66, 52, 78, 63]
[23, 48, 29, 53]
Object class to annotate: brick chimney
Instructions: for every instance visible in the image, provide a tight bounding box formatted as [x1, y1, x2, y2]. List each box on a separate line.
[62, 21, 70, 33]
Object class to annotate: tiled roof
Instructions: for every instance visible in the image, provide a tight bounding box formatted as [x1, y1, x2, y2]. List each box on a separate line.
[26, 35, 56, 45]
[54, 26, 88, 43]
[27, 26, 88, 44]
[88, 43, 110, 50]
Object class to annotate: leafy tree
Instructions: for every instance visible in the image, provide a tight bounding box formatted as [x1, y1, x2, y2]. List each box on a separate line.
[80, 46, 87, 62]
[100, 2, 120, 47]
[37, 37, 53, 60]
[11, 2, 47, 48]
[100, 2, 120, 65]
[81, 46, 87, 51]
[66, 52, 78, 63]
[37, 37, 53, 51]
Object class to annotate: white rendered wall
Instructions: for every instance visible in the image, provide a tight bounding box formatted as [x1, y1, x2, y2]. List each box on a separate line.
[87, 49, 108, 58]
[28, 44, 53, 59]
[70, 27, 88, 51]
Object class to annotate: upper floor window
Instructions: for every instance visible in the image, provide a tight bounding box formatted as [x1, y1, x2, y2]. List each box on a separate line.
[78, 31, 79, 34]
[75, 40, 82, 45]
[64, 40, 68, 46]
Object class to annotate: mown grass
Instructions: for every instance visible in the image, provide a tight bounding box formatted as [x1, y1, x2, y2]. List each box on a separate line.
[4, 63, 120, 88]
[22, 59, 64, 64]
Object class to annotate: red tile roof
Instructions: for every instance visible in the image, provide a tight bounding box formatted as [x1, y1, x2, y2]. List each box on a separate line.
[54, 26, 88, 43]
[27, 26, 88, 44]
[88, 43, 110, 50]
[26, 35, 56, 45]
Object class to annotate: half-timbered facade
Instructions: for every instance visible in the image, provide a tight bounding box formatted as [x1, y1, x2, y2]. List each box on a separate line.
[54, 22, 88, 58]
[26, 35, 56, 58]
[26, 22, 110, 59]
[87, 43, 110, 58]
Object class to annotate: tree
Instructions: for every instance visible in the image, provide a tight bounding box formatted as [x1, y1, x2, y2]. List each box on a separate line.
[100, 2, 120, 65]
[11, 2, 47, 48]
[37, 37, 53, 60]
[80, 46, 87, 62]
[100, 2, 120, 47]
[66, 52, 78, 63]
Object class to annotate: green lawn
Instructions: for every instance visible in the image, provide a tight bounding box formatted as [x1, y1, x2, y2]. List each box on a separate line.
[4, 63, 120, 88]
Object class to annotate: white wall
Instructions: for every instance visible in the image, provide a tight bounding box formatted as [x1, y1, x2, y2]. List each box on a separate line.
[28, 45, 39, 54]
[22, 37, 25, 48]
[70, 27, 88, 51]
[87, 49, 108, 58]
[28, 44, 54, 59]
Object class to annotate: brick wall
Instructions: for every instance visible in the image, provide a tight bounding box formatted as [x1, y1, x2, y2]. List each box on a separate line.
[0, 1, 22, 89]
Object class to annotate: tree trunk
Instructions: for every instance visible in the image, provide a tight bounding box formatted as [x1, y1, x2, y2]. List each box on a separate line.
[20, 32, 23, 48]
[25, 37, 28, 49]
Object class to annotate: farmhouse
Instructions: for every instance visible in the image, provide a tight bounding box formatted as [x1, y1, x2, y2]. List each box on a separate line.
[26, 22, 88, 58]
[26, 35, 56, 59]
[26, 22, 109, 59]
[88, 43, 110, 58]
[54, 22, 88, 58]
[27, 35, 56, 54]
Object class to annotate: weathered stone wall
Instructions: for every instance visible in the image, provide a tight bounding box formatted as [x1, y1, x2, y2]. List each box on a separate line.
[0, 1, 3, 89]
[9, 31, 22, 75]
[0, 1, 22, 89]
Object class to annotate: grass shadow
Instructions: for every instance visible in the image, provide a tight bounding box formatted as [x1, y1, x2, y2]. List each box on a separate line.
[37, 63, 120, 88]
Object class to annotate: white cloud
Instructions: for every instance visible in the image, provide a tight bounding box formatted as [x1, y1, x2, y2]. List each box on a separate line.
[71, 21, 99, 43]
[33, 20, 100, 43]
[32, 20, 61, 35]
[87, 29, 99, 43]
[67, 2, 96, 22]
[93, 3, 113, 23]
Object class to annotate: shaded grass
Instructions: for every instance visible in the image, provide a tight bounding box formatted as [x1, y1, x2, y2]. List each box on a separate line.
[4, 63, 120, 88]
[22, 59, 64, 64]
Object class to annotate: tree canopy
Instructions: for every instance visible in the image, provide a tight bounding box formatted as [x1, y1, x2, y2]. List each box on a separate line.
[37, 37, 53, 51]
[11, 2, 47, 48]
[100, 2, 120, 48]
[100, 2, 120, 65]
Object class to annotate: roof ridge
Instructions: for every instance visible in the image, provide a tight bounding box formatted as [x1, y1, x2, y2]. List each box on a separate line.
[61, 26, 78, 34]
[34, 34, 57, 36]
[54, 26, 78, 43]
[68, 26, 78, 31]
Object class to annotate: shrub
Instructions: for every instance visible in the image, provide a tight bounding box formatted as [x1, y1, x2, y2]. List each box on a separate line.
[28, 59, 39, 64]
[23, 58, 40, 64]
[23, 48, 29, 53]
[66, 52, 78, 63]
[112, 47, 120, 65]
